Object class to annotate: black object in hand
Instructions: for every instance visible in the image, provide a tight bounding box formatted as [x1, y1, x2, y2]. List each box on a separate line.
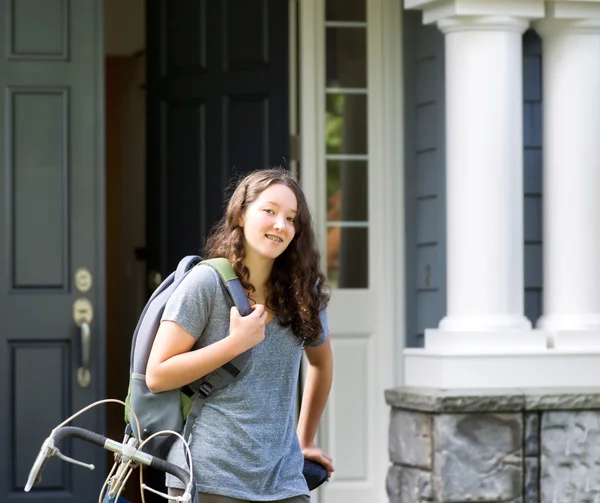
[303, 458, 328, 491]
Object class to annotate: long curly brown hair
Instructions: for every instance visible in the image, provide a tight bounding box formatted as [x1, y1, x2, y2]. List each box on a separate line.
[204, 168, 330, 345]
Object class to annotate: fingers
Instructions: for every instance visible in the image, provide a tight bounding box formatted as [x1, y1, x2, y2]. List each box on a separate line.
[250, 304, 266, 318]
[304, 448, 335, 474]
[230, 306, 240, 318]
[320, 455, 335, 473]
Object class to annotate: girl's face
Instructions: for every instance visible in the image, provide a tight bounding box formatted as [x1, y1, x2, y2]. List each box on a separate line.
[240, 183, 298, 261]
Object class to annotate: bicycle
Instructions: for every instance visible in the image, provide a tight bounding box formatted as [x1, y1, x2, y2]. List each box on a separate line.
[24, 399, 195, 503]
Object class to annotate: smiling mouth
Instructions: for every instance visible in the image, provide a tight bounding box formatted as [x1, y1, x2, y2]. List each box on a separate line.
[266, 234, 283, 243]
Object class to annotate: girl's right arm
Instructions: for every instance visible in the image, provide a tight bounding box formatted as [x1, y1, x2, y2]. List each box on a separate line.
[146, 304, 266, 393]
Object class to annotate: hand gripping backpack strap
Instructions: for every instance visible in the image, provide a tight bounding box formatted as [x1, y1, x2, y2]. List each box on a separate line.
[181, 258, 252, 441]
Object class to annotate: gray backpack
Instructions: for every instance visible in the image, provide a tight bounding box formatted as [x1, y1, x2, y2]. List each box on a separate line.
[123, 255, 329, 491]
[124, 256, 252, 457]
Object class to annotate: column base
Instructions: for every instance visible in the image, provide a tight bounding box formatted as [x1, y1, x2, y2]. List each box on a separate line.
[386, 386, 600, 503]
[537, 312, 600, 334]
[405, 329, 600, 388]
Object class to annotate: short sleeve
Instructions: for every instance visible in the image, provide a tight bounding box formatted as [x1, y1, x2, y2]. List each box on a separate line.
[161, 264, 219, 341]
[307, 307, 329, 347]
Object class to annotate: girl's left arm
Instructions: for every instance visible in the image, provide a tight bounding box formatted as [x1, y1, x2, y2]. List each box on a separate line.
[297, 334, 335, 477]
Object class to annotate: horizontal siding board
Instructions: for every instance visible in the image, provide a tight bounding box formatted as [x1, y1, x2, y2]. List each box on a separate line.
[416, 56, 437, 104]
[416, 24, 440, 58]
[525, 244, 543, 288]
[416, 197, 439, 244]
[524, 148, 542, 194]
[416, 244, 440, 290]
[416, 103, 438, 151]
[525, 289, 542, 325]
[523, 54, 541, 101]
[523, 102, 542, 147]
[417, 150, 438, 197]
[524, 196, 542, 242]
[416, 290, 444, 335]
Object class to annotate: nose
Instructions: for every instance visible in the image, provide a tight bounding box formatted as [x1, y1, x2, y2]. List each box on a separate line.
[273, 216, 285, 231]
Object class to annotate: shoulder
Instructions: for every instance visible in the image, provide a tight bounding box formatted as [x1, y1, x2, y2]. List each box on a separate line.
[165, 263, 222, 310]
[177, 262, 221, 292]
[304, 307, 329, 347]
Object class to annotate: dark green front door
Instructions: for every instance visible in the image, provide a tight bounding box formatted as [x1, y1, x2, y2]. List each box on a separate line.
[0, 1, 106, 501]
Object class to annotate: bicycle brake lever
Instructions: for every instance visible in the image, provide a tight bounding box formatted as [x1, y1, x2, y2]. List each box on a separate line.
[24, 438, 56, 492]
[55, 450, 95, 470]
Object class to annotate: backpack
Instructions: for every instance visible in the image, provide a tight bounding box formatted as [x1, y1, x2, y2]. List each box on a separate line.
[123, 255, 328, 490]
[124, 256, 252, 457]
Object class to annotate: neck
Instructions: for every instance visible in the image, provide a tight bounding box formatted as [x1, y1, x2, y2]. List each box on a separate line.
[243, 251, 274, 295]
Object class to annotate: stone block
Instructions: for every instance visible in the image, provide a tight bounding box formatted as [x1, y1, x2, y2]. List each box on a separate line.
[389, 409, 433, 469]
[433, 413, 523, 502]
[541, 411, 600, 503]
[387, 464, 432, 503]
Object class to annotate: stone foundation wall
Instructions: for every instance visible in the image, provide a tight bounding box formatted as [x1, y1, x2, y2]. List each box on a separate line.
[385, 388, 600, 503]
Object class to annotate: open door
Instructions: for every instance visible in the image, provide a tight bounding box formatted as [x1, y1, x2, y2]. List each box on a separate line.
[142, 2, 290, 500]
[0, 0, 106, 501]
[146, 0, 290, 277]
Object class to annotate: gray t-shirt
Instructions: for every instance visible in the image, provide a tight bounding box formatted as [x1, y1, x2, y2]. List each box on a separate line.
[161, 264, 329, 501]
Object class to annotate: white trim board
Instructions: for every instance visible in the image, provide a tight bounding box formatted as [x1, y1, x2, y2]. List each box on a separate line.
[299, 1, 405, 502]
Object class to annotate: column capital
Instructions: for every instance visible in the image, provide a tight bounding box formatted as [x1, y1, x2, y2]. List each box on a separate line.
[535, 1, 600, 35]
[438, 15, 530, 34]
[544, 0, 600, 20]
[405, 0, 544, 25]
[534, 17, 600, 35]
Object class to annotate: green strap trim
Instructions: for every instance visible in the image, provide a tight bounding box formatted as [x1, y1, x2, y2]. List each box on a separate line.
[201, 257, 237, 283]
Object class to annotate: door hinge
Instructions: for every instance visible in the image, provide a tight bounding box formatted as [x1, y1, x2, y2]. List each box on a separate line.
[290, 134, 300, 163]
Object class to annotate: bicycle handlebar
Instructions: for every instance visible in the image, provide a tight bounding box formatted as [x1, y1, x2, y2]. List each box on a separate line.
[25, 426, 192, 497]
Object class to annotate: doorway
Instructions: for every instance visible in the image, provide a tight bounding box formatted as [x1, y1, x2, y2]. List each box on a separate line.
[104, 1, 295, 501]
[104, 0, 147, 499]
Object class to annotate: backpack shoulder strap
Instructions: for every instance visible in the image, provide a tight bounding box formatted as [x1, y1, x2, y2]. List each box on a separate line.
[181, 258, 253, 440]
[200, 258, 252, 316]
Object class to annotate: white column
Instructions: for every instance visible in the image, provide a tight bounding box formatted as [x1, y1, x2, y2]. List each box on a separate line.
[402, 3, 600, 388]
[534, 17, 600, 336]
[438, 16, 531, 332]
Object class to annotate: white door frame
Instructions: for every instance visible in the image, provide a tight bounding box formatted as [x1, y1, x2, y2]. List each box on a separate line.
[298, 1, 406, 501]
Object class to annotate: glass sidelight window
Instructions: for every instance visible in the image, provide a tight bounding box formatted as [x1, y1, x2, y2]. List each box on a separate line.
[324, 0, 369, 289]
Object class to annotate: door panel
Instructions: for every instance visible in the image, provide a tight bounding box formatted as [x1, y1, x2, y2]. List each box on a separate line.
[146, 0, 289, 276]
[0, 0, 105, 501]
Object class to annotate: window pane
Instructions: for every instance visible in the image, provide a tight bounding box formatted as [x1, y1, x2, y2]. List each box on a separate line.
[326, 93, 368, 154]
[327, 226, 368, 288]
[326, 0, 366, 22]
[327, 160, 368, 222]
[326, 28, 366, 88]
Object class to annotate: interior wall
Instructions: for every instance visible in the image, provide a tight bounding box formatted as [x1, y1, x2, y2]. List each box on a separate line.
[104, 0, 146, 456]
[105, 0, 145, 56]
[105, 52, 147, 433]
[104, 53, 146, 503]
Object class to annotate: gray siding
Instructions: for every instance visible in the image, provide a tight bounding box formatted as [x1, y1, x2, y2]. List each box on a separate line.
[523, 30, 544, 325]
[403, 26, 544, 346]
[403, 12, 446, 348]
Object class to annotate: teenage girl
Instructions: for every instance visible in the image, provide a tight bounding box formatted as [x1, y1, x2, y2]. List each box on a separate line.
[146, 168, 334, 503]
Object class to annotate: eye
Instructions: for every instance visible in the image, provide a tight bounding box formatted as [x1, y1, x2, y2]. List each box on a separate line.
[287, 217, 295, 223]
[263, 208, 275, 215]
